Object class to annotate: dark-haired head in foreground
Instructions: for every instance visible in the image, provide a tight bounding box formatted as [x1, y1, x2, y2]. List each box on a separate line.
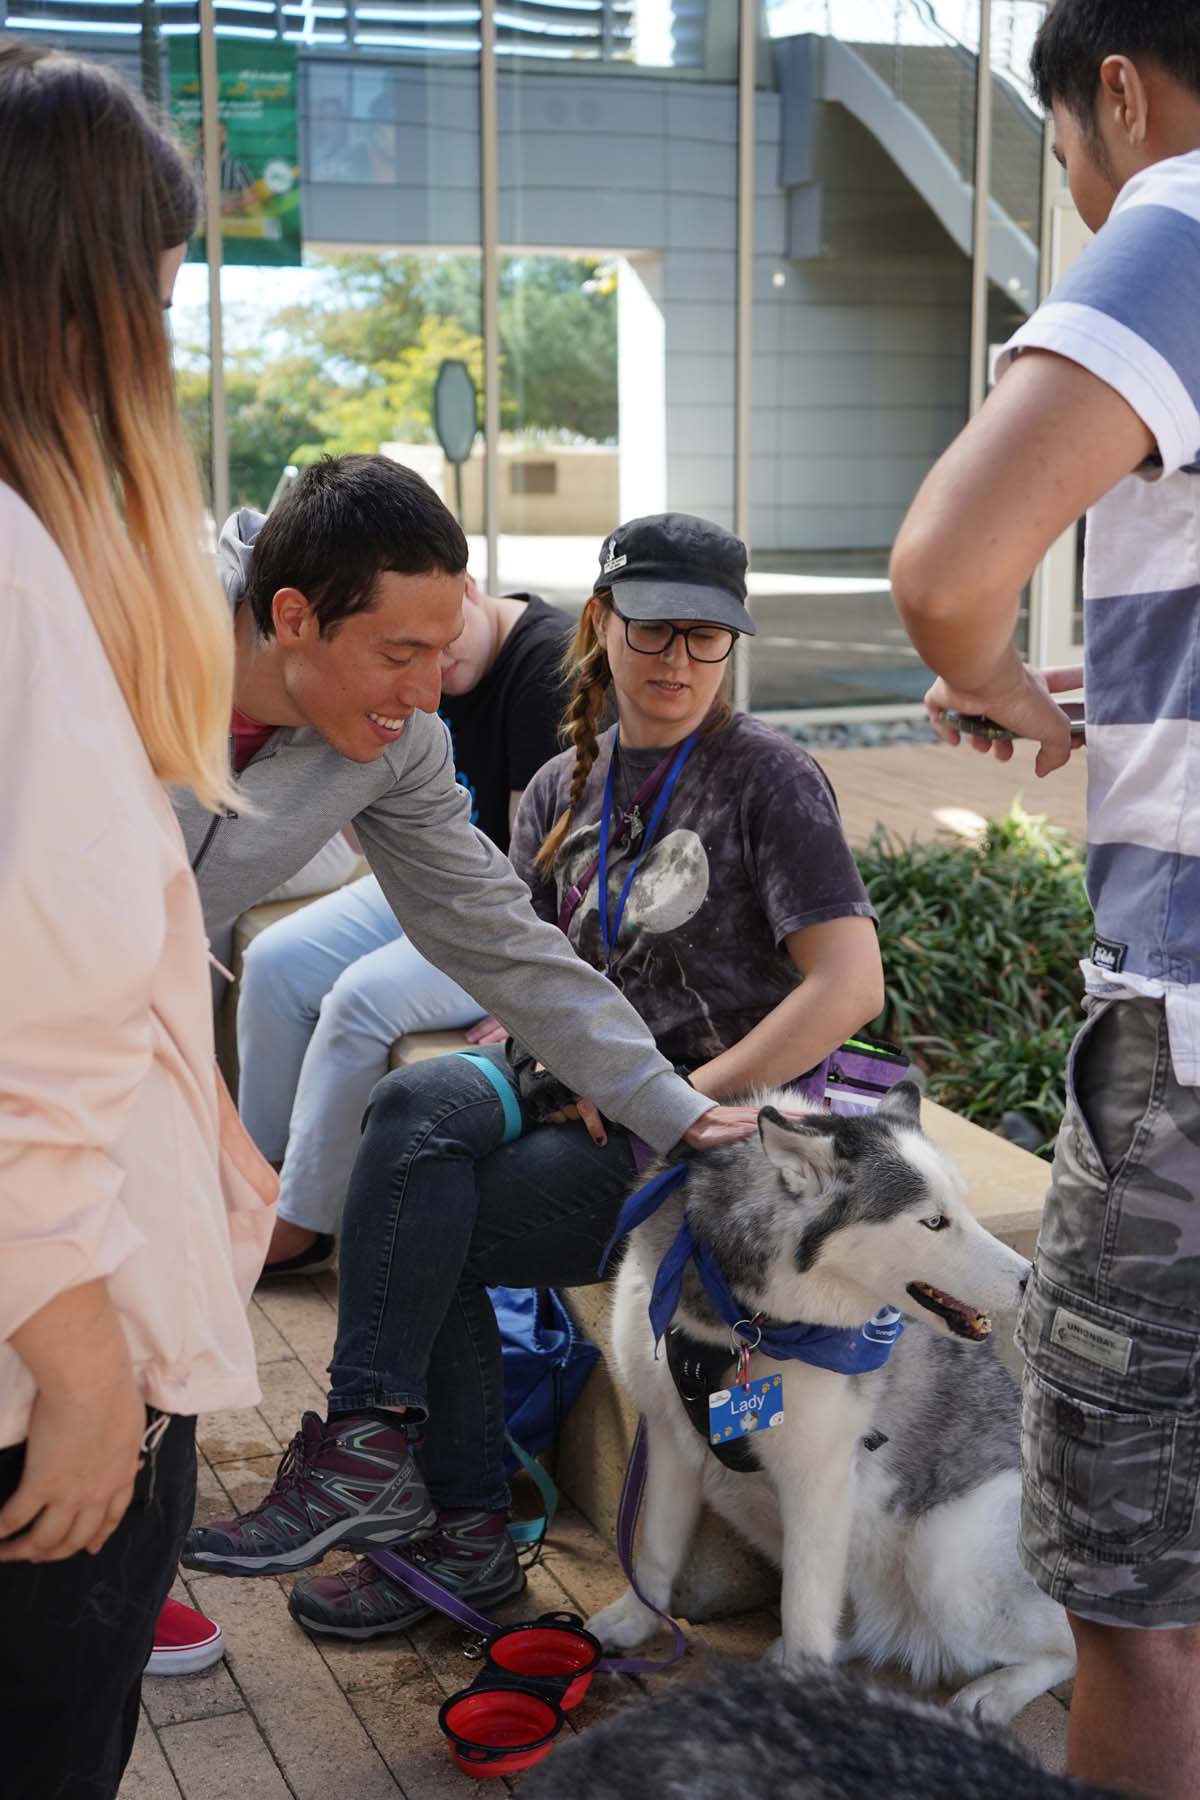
[1031, 1, 1200, 231]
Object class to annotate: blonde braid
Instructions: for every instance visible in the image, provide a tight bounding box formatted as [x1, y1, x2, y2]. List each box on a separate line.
[534, 602, 613, 876]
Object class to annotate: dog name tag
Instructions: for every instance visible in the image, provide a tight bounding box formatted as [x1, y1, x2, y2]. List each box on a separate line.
[708, 1375, 783, 1445]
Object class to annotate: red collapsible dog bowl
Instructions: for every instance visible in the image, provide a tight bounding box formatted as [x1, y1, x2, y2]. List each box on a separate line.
[485, 1611, 602, 1712]
[438, 1686, 562, 1779]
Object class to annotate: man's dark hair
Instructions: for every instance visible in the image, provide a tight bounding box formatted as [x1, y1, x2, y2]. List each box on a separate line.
[1032, 1, 1200, 126]
[245, 453, 468, 638]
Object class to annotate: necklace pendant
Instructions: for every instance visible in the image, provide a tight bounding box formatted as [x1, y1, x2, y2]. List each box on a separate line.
[625, 805, 644, 849]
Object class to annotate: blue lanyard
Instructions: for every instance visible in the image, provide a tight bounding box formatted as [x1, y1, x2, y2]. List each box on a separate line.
[597, 728, 699, 973]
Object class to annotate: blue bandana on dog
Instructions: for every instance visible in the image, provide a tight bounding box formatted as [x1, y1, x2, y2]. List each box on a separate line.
[598, 1162, 905, 1374]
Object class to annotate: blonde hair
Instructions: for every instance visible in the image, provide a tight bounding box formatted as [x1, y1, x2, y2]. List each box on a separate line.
[535, 592, 732, 876]
[0, 42, 236, 812]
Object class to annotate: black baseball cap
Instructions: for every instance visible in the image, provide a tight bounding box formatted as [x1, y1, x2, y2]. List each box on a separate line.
[592, 512, 756, 637]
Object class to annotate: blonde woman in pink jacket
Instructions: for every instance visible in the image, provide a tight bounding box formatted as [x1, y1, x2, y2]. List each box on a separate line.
[0, 43, 275, 1798]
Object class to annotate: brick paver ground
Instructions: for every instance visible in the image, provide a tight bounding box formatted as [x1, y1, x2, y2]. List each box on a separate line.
[121, 1273, 1069, 1798]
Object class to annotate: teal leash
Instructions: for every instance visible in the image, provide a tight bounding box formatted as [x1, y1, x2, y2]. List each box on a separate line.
[505, 1429, 559, 1557]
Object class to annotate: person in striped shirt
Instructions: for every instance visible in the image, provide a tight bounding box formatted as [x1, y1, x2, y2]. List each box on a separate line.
[891, 5, 1200, 1794]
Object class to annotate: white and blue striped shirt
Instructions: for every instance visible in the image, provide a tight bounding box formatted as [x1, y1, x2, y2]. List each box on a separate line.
[1000, 151, 1200, 1084]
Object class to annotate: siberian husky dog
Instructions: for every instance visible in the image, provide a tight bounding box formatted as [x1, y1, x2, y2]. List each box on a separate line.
[587, 1083, 1075, 1724]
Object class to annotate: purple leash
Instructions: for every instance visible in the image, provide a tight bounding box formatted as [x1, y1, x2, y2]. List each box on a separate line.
[367, 1417, 687, 1675]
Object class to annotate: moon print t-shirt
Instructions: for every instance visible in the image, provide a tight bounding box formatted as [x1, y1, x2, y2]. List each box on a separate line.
[510, 712, 876, 1070]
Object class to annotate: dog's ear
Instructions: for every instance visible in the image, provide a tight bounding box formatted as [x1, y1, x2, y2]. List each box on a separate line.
[758, 1106, 837, 1196]
[876, 1080, 921, 1125]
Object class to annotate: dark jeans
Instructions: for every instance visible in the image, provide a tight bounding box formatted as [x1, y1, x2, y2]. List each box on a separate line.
[0, 1410, 197, 1800]
[330, 1050, 638, 1512]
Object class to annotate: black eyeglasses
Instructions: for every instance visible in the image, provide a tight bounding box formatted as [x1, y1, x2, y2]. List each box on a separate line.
[622, 618, 737, 663]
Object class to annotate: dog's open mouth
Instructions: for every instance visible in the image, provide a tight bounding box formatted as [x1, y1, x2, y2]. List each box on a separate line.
[905, 1282, 992, 1342]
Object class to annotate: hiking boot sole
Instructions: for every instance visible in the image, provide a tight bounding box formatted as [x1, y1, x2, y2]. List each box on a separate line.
[288, 1558, 527, 1641]
[181, 1499, 438, 1578]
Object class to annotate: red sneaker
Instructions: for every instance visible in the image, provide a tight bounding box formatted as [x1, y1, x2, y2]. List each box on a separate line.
[145, 1597, 225, 1676]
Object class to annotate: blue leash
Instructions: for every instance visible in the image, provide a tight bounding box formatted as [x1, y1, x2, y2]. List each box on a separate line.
[598, 729, 698, 973]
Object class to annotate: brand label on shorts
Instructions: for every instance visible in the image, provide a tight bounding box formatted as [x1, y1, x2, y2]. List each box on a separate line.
[1051, 1306, 1133, 1375]
[1091, 935, 1128, 975]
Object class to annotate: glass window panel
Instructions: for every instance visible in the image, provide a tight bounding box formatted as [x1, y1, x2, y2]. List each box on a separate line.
[496, 0, 739, 618]
[748, 0, 981, 712]
[990, 0, 1048, 657]
[179, 20, 483, 520]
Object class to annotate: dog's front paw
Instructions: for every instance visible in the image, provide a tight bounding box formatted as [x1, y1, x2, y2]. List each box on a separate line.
[770, 1629, 838, 1671]
[948, 1672, 1021, 1727]
[586, 1589, 662, 1653]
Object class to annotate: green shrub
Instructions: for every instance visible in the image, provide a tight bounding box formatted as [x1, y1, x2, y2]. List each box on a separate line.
[857, 804, 1093, 1156]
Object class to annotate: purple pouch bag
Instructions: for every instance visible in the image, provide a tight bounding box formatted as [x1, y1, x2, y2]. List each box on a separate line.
[794, 1034, 910, 1117]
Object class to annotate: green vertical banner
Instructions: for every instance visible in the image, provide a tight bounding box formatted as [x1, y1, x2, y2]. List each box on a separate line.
[169, 39, 301, 267]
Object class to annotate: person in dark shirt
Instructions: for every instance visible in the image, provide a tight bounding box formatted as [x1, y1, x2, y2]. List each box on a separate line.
[236, 573, 571, 1274]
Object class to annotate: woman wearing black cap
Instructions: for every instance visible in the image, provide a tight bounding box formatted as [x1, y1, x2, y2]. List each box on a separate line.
[187, 514, 884, 1645]
[522, 511, 881, 1110]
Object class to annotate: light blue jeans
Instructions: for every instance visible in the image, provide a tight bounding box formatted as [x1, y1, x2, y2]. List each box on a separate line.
[236, 874, 486, 1234]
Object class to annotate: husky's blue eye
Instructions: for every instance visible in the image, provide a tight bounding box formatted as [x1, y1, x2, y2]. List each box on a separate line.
[921, 1215, 949, 1232]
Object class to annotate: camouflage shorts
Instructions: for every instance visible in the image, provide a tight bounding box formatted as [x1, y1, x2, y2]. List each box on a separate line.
[1017, 995, 1200, 1627]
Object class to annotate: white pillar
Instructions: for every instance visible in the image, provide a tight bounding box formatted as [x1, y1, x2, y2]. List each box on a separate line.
[617, 253, 667, 523]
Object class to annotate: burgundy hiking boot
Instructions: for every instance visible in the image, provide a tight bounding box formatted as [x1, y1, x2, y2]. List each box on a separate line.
[181, 1411, 436, 1576]
[288, 1510, 525, 1640]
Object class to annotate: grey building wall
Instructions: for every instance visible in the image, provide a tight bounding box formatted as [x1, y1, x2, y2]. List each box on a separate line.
[298, 56, 976, 553]
[85, 41, 978, 553]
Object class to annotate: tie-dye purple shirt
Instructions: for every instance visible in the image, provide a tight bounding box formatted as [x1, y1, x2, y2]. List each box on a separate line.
[510, 712, 876, 1070]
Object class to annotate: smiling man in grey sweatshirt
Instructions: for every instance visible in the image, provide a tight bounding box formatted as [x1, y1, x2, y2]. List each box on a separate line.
[176, 454, 755, 1167]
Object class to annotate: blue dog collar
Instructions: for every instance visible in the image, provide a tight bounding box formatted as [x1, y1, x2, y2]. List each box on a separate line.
[599, 1162, 905, 1375]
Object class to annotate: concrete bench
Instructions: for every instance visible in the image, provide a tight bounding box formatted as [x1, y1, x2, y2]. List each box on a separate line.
[223, 894, 1049, 1621]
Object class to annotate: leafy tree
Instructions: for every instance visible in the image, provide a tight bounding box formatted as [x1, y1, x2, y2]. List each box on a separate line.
[500, 256, 617, 441]
[293, 317, 485, 465]
[273, 253, 431, 373]
[178, 251, 617, 512]
[176, 351, 330, 510]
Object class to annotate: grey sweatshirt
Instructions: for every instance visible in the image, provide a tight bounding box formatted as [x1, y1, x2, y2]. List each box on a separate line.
[172, 510, 710, 1155]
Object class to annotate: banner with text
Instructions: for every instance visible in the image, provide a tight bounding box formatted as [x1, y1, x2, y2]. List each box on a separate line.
[170, 40, 301, 267]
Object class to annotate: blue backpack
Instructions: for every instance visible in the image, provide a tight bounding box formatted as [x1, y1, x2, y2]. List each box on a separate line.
[491, 1286, 598, 1477]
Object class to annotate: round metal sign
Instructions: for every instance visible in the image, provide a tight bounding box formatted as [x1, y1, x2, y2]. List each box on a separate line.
[433, 359, 478, 466]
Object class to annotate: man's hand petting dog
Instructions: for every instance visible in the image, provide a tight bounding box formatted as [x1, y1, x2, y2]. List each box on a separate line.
[681, 1105, 763, 1149]
[542, 1096, 764, 1151]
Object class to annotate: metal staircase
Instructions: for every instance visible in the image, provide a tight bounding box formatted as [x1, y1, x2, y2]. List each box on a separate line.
[850, 38, 1042, 239]
[774, 23, 1043, 314]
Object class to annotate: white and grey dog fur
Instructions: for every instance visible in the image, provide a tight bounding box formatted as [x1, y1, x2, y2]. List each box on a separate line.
[587, 1083, 1076, 1723]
